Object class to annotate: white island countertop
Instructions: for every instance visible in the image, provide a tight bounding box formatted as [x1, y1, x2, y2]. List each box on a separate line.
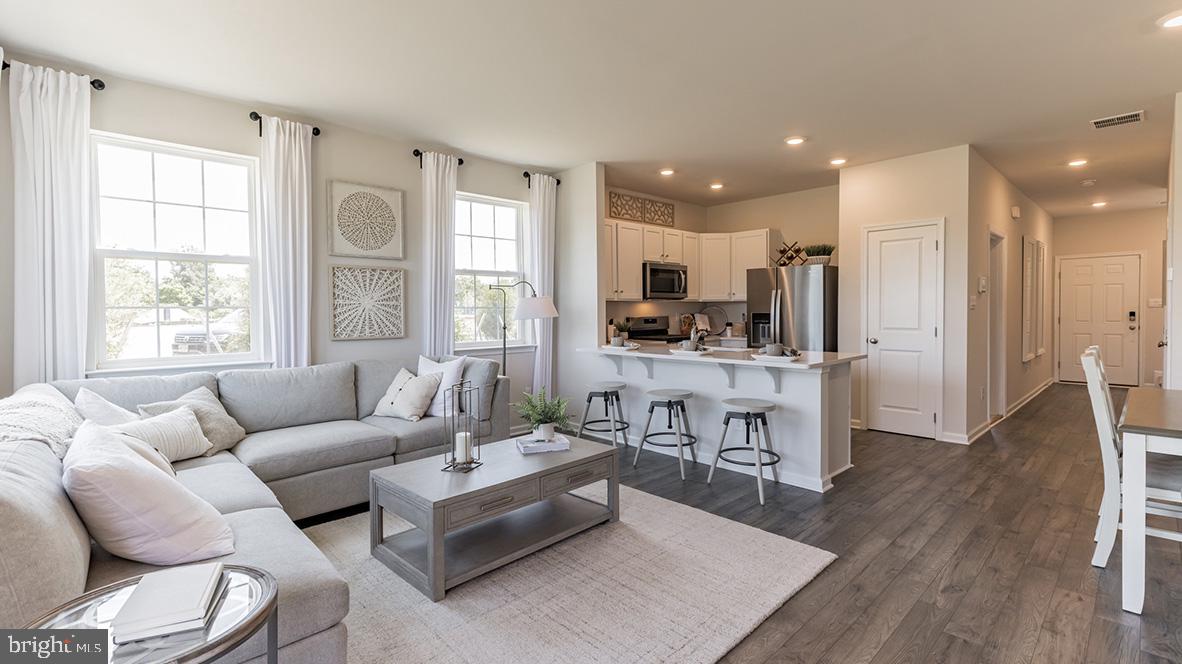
[582, 344, 866, 370]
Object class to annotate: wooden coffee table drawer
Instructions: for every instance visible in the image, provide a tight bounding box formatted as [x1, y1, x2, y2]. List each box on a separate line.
[445, 478, 539, 531]
[541, 457, 613, 498]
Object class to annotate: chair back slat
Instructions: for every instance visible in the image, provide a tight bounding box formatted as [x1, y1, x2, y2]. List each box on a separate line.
[1081, 346, 1122, 494]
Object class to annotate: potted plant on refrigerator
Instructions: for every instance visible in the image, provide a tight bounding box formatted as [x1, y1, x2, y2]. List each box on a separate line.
[516, 389, 571, 441]
[802, 244, 836, 266]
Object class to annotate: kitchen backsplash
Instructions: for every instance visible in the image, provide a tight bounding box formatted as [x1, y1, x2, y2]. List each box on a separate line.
[606, 301, 746, 333]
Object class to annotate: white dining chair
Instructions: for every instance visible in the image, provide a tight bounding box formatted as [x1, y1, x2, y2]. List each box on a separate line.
[1082, 346, 1182, 568]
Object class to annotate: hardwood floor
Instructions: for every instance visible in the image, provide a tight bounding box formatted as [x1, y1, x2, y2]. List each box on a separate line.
[616, 383, 1182, 664]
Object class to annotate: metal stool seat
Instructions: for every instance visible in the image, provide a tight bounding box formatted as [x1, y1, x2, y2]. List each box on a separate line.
[633, 388, 697, 480]
[708, 398, 781, 505]
[577, 383, 629, 448]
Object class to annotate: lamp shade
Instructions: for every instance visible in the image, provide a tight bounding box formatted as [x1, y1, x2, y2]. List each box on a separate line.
[514, 296, 558, 320]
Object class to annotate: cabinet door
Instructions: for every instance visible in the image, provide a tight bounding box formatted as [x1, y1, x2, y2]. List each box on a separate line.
[642, 226, 665, 262]
[615, 222, 645, 300]
[602, 222, 618, 301]
[663, 230, 684, 264]
[699, 234, 732, 300]
[730, 229, 769, 301]
[683, 232, 700, 301]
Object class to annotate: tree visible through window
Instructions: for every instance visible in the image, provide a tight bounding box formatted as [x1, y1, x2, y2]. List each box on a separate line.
[453, 194, 528, 347]
[92, 134, 258, 367]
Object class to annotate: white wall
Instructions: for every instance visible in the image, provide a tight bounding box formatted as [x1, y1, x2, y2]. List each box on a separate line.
[1169, 92, 1182, 387]
[554, 162, 606, 402]
[0, 52, 540, 415]
[1054, 207, 1167, 385]
[967, 150, 1054, 437]
[705, 185, 839, 259]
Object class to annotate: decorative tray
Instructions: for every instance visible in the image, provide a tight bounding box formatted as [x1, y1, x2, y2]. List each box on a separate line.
[750, 353, 803, 363]
[601, 342, 641, 351]
[669, 348, 713, 356]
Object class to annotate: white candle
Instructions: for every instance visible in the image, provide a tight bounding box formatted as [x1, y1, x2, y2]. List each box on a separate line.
[455, 432, 473, 464]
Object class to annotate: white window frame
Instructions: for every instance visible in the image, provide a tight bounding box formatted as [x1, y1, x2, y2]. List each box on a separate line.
[88, 131, 263, 371]
[453, 191, 532, 350]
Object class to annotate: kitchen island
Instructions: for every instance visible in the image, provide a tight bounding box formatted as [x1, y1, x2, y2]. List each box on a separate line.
[580, 344, 865, 492]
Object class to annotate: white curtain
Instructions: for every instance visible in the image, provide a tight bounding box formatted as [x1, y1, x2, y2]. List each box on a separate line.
[257, 115, 313, 368]
[422, 151, 459, 357]
[8, 58, 91, 387]
[528, 173, 558, 394]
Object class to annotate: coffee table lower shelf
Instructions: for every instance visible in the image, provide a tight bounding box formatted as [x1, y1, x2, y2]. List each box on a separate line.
[373, 493, 613, 596]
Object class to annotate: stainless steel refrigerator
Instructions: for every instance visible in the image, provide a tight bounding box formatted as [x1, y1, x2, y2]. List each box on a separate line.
[746, 265, 838, 351]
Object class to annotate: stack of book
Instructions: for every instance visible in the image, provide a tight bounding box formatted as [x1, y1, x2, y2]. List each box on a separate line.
[517, 433, 572, 454]
[112, 562, 228, 644]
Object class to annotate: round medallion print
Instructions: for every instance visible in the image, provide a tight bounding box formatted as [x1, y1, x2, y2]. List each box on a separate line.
[337, 191, 397, 251]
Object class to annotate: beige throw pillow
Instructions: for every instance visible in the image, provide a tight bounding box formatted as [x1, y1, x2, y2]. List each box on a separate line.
[139, 387, 246, 455]
[373, 369, 443, 421]
[107, 407, 213, 462]
[74, 388, 138, 426]
[63, 423, 234, 565]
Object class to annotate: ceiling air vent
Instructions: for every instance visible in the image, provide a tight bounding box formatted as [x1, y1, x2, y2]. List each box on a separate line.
[1091, 110, 1144, 129]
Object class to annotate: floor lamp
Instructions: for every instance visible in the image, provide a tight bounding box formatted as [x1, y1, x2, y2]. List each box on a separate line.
[488, 280, 558, 375]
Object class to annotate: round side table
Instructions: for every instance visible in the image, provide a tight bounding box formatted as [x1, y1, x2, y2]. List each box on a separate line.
[25, 564, 278, 664]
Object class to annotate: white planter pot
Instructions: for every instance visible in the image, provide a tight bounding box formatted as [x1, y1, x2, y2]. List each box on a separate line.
[533, 423, 557, 441]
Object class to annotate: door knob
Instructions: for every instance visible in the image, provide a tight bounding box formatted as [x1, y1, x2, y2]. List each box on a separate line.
[1129, 325, 1137, 331]
[868, 337, 879, 344]
[1159, 340, 1168, 348]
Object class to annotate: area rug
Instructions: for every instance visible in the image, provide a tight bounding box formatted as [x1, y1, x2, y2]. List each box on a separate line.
[303, 484, 835, 664]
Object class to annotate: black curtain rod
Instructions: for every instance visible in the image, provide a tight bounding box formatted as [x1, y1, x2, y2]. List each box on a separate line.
[249, 111, 321, 137]
[2, 60, 106, 90]
[523, 171, 561, 187]
[412, 149, 463, 167]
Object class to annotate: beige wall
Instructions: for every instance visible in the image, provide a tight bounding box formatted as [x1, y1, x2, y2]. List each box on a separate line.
[1169, 92, 1182, 387]
[705, 185, 839, 259]
[967, 150, 1054, 438]
[0, 52, 540, 412]
[1055, 207, 1168, 385]
[604, 187, 706, 232]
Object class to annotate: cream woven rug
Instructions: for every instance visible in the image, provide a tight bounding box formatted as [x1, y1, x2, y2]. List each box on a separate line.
[303, 484, 835, 664]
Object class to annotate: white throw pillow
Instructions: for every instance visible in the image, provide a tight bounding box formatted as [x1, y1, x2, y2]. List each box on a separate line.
[373, 369, 443, 421]
[418, 356, 467, 417]
[63, 423, 234, 565]
[74, 388, 138, 425]
[74, 421, 175, 477]
[139, 387, 246, 455]
[106, 407, 213, 462]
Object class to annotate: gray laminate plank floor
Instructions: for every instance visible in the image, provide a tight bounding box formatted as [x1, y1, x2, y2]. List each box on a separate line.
[616, 383, 1182, 664]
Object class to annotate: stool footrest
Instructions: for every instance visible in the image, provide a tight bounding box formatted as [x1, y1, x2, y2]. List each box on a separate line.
[581, 418, 630, 434]
[716, 446, 781, 467]
[641, 431, 698, 448]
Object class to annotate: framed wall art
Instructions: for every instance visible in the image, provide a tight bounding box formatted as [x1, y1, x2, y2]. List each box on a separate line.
[331, 265, 406, 340]
[329, 180, 405, 260]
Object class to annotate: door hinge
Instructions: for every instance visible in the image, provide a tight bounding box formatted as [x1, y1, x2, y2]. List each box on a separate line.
[935, 240, 939, 251]
[934, 326, 938, 337]
[933, 413, 937, 423]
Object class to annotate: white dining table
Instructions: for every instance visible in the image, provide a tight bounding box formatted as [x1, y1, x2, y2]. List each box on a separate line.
[1117, 386, 1182, 614]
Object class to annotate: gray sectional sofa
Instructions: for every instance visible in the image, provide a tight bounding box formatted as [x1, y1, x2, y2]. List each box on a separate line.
[0, 356, 508, 664]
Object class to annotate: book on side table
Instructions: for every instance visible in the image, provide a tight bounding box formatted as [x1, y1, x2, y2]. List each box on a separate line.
[112, 562, 229, 644]
[516, 433, 572, 454]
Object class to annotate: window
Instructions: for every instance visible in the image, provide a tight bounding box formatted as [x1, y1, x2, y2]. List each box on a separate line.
[90, 133, 259, 368]
[453, 193, 529, 348]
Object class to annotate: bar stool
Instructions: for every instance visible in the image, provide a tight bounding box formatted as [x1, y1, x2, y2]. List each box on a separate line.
[707, 398, 781, 505]
[633, 388, 698, 480]
[577, 381, 630, 448]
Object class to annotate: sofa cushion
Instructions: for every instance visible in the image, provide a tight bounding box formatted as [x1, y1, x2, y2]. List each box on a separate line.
[231, 420, 394, 482]
[0, 440, 91, 627]
[85, 507, 349, 659]
[0, 383, 84, 459]
[354, 359, 412, 418]
[139, 387, 246, 455]
[361, 415, 446, 456]
[172, 450, 240, 471]
[176, 461, 282, 514]
[218, 363, 356, 433]
[52, 371, 217, 412]
[459, 356, 500, 420]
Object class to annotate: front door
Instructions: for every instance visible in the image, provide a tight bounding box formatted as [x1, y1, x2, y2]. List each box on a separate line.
[866, 223, 941, 438]
[1058, 254, 1140, 385]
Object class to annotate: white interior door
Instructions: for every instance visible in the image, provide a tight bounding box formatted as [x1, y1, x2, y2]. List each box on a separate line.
[1058, 254, 1140, 385]
[867, 223, 941, 438]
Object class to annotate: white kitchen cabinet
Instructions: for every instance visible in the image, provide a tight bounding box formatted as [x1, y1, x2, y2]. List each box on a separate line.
[643, 227, 684, 264]
[730, 229, 769, 301]
[615, 221, 645, 300]
[683, 232, 700, 300]
[699, 233, 733, 300]
[602, 221, 618, 301]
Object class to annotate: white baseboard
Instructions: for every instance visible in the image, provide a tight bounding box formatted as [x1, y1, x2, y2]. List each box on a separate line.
[1007, 377, 1054, 417]
[850, 418, 865, 430]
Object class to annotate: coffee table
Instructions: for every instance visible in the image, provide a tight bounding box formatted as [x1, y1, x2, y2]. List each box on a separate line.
[369, 436, 620, 601]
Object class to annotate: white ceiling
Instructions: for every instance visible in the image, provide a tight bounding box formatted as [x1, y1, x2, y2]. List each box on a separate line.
[3, 0, 1181, 216]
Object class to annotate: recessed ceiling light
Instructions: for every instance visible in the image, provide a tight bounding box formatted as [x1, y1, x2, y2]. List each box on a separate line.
[1080, 179, 1097, 187]
[659, 168, 675, 176]
[1092, 201, 1108, 208]
[709, 182, 724, 190]
[1158, 10, 1182, 28]
[830, 158, 847, 166]
[1068, 159, 1088, 167]
[785, 136, 806, 145]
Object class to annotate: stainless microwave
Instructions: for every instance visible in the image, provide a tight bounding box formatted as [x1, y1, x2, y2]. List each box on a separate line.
[643, 262, 688, 300]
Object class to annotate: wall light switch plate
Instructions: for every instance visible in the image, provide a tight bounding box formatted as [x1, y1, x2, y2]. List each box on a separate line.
[969, 294, 977, 310]
[1149, 297, 1163, 308]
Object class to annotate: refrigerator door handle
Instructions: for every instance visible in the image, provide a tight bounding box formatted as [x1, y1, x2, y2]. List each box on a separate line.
[770, 288, 780, 345]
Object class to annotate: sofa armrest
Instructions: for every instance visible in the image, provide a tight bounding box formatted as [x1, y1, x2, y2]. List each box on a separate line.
[484, 376, 511, 442]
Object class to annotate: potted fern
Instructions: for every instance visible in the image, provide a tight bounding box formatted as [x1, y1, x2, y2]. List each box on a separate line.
[802, 243, 836, 266]
[516, 389, 571, 441]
